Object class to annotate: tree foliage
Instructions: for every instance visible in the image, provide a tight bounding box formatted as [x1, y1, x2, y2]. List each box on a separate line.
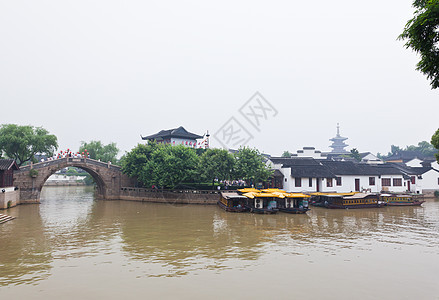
[431, 128, 439, 162]
[198, 148, 235, 186]
[122, 143, 200, 189]
[350, 148, 362, 162]
[234, 147, 272, 184]
[122, 143, 272, 189]
[79, 140, 119, 163]
[384, 141, 437, 158]
[399, 0, 439, 89]
[0, 124, 58, 166]
[281, 151, 292, 158]
[120, 143, 158, 179]
[147, 144, 200, 189]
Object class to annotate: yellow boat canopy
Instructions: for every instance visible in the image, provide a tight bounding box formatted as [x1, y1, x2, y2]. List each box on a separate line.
[238, 188, 260, 193]
[261, 188, 286, 193]
[283, 193, 311, 198]
[242, 192, 283, 199]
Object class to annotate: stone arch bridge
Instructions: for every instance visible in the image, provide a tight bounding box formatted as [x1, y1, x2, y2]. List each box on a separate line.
[14, 157, 134, 203]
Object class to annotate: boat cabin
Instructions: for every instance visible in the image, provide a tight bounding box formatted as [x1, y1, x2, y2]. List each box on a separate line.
[328, 193, 381, 209]
[218, 192, 249, 212]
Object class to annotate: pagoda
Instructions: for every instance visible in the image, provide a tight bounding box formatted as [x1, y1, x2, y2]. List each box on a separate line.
[329, 123, 349, 154]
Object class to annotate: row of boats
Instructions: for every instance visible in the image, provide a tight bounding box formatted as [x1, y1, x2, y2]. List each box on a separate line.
[218, 188, 425, 214]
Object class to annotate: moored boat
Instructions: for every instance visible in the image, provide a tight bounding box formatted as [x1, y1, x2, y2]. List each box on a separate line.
[309, 192, 356, 207]
[326, 193, 382, 209]
[278, 193, 311, 214]
[380, 194, 425, 206]
[241, 191, 279, 214]
[218, 192, 250, 212]
[265, 189, 311, 214]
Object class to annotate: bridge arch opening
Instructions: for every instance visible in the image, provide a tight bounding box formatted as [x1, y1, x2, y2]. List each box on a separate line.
[14, 157, 127, 203]
[40, 164, 107, 198]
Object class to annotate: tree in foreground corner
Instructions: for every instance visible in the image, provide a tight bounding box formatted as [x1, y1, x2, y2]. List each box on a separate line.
[431, 129, 439, 162]
[399, 0, 439, 89]
[0, 124, 58, 166]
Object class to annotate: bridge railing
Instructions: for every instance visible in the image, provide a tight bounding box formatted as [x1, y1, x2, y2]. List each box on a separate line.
[19, 157, 121, 171]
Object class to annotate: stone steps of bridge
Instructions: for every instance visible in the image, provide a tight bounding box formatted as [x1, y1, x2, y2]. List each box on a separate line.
[0, 214, 15, 224]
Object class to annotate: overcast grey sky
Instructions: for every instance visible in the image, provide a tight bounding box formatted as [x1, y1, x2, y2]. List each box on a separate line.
[1, 0, 437, 157]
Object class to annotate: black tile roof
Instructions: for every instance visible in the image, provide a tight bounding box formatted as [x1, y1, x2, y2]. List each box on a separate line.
[321, 161, 403, 176]
[387, 162, 437, 176]
[290, 165, 336, 178]
[270, 158, 411, 178]
[271, 169, 284, 177]
[141, 126, 203, 141]
[269, 157, 336, 178]
[0, 159, 19, 171]
[385, 151, 437, 162]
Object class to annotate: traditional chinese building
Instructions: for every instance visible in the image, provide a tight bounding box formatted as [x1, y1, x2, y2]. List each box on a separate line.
[0, 159, 19, 188]
[141, 126, 209, 148]
[329, 123, 349, 154]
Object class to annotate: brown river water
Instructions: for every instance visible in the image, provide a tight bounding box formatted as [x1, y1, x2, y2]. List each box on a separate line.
[0, 186, 439, 299]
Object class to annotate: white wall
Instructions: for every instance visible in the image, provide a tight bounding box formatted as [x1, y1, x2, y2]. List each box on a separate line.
[406, 158, 424, 167]
[419, 169, 439, 192]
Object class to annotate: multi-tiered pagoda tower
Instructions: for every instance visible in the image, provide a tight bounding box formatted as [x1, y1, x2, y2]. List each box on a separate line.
[329, 123, 349, 154]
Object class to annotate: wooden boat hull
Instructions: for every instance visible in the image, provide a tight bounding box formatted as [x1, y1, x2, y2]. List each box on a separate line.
[250, 207, 279, 214]
[327, 203, 382, 209]
[217, 200, 249, 212]
[385, 201, 425, 206]
[279, 208, 310, 214]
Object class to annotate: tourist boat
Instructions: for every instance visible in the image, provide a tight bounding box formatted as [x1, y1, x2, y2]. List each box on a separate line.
[309, 192, 356, 207]
[242, 192, 279, 214]
[218, 192, 250, 212]
[325, 193, 382, 209]
[380, 194, 425, 206]
[263, 189, 311, 214]
[278, 193, 311, 214]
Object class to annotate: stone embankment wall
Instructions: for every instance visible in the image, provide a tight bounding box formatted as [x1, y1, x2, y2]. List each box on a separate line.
[0, 188, 19, 209]
[119, 188, 220, 204]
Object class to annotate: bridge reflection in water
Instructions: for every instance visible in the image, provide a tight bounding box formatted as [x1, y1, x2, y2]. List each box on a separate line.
[0, 186, 438, 299]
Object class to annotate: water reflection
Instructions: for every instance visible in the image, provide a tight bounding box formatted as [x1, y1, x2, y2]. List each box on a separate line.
[0, 205, 52, 286]
[0, 187, 438, 287]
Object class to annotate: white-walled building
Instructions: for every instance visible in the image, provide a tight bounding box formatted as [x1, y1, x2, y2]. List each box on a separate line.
[360, 152, 384, 164]
[268, 157, 408, 194]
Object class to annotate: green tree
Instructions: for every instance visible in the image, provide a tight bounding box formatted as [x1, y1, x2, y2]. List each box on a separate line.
[399, 0, 439, 89]
[281, 151, 292, 157]
[120, 142, 158, 180]
[198, 148, 235, 188]
[431, 129, 439, 162]
[350, 148, 362, 162]
[148, 144, 200, 189]
[234, 147, 272, 185]
[79, 141, 119, 163]
[0, 124, 58, 166]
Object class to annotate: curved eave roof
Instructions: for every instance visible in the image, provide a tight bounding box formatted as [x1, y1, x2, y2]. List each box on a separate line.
[142, 126, 203, 140]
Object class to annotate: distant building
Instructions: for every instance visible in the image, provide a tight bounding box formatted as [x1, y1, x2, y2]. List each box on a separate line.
[141, 126, 209, 148]
[385, 150, 436, 164]
[360, 152, 383, 164]
[329, 123, 349, 154]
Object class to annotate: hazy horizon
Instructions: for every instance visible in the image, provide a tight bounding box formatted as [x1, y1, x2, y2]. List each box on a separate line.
[1, 1, 437, 158]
